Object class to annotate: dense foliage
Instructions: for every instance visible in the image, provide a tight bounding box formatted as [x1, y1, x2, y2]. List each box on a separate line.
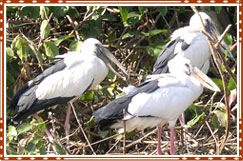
[6, 6, 237, 155]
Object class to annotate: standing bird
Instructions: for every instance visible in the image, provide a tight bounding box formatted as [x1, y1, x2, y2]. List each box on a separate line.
[8, 38, 128, 139]
[153, 12, 220, 75]
[151, 12, 224, 154]
[93, 57, 220, 155]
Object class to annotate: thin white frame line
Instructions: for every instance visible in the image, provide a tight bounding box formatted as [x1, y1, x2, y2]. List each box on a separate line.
[4, 3, 7, 156]
[236, 5, 240, 156]
[0, 41, 1, 118]
[66, 1, 182, 2]
[3, 3, 240, 158]
[5, 4, 239, 6]
[240, 42, 242, 120]
[64, 158, 180, 160]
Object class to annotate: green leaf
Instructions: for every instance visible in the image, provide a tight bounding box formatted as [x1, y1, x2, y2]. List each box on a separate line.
[49, 6, 68, 18]
[53, 139, 66, 155]
[81, 91, 94, 102]
[18, 123, 32, 134]
[40, 20, 50, 39]
[212, 114, 220, 129]
[7, 71, 15, 86]
[185, 112, 205, 128]
[19, 6, 40, 19]
[69, 40, 82, 52]
[227, 77, 236, 91]
[81, 20, 102, 38]
[44, 41, 59, 58]
[25, 142, 36, 153]
[101, 13, 117, 22]
[40, 145, 47, 155]
[122, 31, 141, 40]
[211, 78, 223, 91]
[85, 116, 96, 127]
[31, 135, 42, 144]
[54, 35, 74, 46]
[98, 130, 109, 138]
[138, 6, 147, 15]
[7, 7, 18, 17]
[6, 47, 14, 57]
[118, 6, 129, 23]
[6, 145, 18, 155]
[107, 83, 116, 96]
[220, 63, 226, 72]
[35, 117, 46, 135]
[159, 7, 168, 16]
[12, 36, 30, 61]
[224, 34, 232, 46]
[147, 40, 165, 60]
[7, 59, 21, 78]
[6, 47, 14, 61]
[7, 126, 17, 141]
[213, 109, 227, 127]
[126, 12, 140, 26]
[144, 29, 168, 37]
[125, 131, 136, 139]
[67, 7, 80, 18]
[40, 6, 50, 19]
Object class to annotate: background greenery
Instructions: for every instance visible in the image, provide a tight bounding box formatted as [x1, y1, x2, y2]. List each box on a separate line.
[6, 6, 237, 155]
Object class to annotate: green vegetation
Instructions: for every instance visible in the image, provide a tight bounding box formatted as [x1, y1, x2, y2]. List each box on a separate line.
[6, 6, 237, 155]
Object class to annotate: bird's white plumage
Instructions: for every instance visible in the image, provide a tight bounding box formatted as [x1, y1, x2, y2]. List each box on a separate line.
[175, 32, 210, 73]
[168, 12, 214, 74]
[123, 75, 202, 131]
[189, 12, 212, 31]
[35, 42, 109, 100]
[131, 81, 201, 119]
[122, 85, 137, 94]
[111, 57, 208, 133]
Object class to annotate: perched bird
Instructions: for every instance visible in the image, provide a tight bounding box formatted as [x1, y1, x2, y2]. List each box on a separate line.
[152, 12, 219, 75]
[93, 57, 220, 155]
[8, 38, 128, 139]
[151, 12, 224, 154]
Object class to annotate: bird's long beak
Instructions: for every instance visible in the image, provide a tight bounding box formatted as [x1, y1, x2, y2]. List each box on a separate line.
[101, 47, 128, 81]
[206, 22, 233, 58]
[206, 21, 219, 42]
[192, 67, 220, 92]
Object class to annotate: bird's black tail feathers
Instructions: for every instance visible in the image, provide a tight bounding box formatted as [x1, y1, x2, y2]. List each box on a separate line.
[8, 83, 30, 111]
[93, 80, 160, 130]
[12, 96, 74, 124]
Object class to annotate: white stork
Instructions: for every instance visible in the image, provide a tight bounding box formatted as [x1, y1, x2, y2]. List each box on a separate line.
[152, 12, 219, 75]
[151, 12, 225, 154]
[93, 57, 220, 155]
[8, 38, 128, 139]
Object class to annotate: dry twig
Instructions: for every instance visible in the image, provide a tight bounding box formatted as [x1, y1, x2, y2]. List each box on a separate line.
[191, 6, 232, 154]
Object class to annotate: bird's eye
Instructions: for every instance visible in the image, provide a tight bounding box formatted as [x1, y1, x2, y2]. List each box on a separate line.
[185, 63, 192, 75]
[185, 63, 190, 68]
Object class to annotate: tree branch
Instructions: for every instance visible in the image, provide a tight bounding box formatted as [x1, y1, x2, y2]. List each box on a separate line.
[191, 6, 231, 154]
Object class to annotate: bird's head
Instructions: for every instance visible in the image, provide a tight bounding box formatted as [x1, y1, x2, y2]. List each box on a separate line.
[81, 38, 128, 81]
[189, 12, 219, 38]
[168, 57, 220, 92]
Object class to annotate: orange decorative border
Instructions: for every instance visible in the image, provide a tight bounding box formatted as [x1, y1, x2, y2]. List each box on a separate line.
[1, 0, 242, 160]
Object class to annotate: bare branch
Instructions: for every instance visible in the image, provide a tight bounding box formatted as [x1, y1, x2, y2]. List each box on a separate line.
[191, 6, 231, 154]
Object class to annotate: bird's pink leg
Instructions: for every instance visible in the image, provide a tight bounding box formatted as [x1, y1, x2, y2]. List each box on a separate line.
[170, 126, 176, 155]
[179, 113, 185, 126]
[179, 113, 190, 141]
[157, 126, 162, 155]
[65, 102, 72, 143]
